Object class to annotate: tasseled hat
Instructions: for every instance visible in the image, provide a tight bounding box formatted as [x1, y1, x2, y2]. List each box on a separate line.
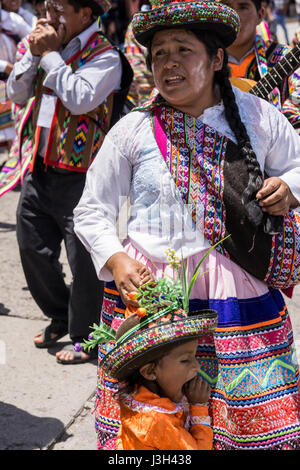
[131, 0, 240, 47]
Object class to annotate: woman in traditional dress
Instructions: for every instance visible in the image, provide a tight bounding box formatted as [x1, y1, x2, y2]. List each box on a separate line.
[74, 0, 300, 450]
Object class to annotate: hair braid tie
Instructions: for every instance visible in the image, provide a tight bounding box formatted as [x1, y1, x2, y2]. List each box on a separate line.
[147, 32, 283, 235]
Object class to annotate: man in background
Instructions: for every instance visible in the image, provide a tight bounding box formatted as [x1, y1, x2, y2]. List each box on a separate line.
[2, 0, 37, 28]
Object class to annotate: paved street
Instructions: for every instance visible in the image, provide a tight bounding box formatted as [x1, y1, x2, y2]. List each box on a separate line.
[0, 19, 300, 450]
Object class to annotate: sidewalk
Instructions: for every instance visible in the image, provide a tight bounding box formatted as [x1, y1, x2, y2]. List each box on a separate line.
[0, 189, 97, 450]
[1, 188, 300, 450]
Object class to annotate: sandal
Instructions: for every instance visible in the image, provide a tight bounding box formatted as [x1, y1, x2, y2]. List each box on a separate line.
[34, 321, 68, 349]
[56, 344, 97, 365]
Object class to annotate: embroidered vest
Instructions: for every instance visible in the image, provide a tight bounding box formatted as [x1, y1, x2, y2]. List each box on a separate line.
[148, 102, 300, 291]
[30, 32, 115, 172]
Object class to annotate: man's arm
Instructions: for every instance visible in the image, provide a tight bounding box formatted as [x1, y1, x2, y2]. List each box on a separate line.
[0, 59, 13, 76]
[8, 19, 122, 113]
[34, 20, 122, 113]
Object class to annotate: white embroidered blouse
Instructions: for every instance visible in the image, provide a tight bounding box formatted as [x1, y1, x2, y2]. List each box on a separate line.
[74, 86, 300, 281]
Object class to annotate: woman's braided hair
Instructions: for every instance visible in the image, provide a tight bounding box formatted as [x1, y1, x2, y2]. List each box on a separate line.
[147, 29, 264, 225]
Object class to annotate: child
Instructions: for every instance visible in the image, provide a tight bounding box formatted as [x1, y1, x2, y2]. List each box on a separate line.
[100, 302, 217, 450]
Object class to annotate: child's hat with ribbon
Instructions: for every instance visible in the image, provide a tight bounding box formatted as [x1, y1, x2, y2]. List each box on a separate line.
[131, 0, 240, 47]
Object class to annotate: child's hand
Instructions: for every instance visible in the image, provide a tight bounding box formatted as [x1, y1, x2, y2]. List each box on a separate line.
[183, 376, 211, 405]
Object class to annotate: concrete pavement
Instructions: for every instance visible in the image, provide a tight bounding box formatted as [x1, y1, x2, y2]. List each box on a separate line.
[278, 15, 299, 44]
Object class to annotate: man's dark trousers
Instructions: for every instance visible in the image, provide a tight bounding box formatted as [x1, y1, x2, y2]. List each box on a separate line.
[16, 158, 104, 343]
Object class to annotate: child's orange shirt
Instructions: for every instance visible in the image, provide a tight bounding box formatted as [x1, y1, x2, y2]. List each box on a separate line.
[116, 386, 213, 450]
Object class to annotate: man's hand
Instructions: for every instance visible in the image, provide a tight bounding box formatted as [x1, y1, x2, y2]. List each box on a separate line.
[256, 177, 299, 216]
[29, 19, 65, 57]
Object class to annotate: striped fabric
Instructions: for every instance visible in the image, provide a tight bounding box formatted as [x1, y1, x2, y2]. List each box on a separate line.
[0, 98, 35, 197]
[96, 283, 125, 449]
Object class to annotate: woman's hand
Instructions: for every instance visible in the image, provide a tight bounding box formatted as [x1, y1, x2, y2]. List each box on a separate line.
[105, 252, 154, 306]
[183, 376, 211, 405]
[256, 177, 299, 216]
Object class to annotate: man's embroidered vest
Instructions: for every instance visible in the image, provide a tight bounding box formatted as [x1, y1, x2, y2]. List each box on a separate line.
[30, 32, 114, 172]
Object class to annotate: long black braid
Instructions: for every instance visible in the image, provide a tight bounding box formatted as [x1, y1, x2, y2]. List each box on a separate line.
[214, 49, 266, 227]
